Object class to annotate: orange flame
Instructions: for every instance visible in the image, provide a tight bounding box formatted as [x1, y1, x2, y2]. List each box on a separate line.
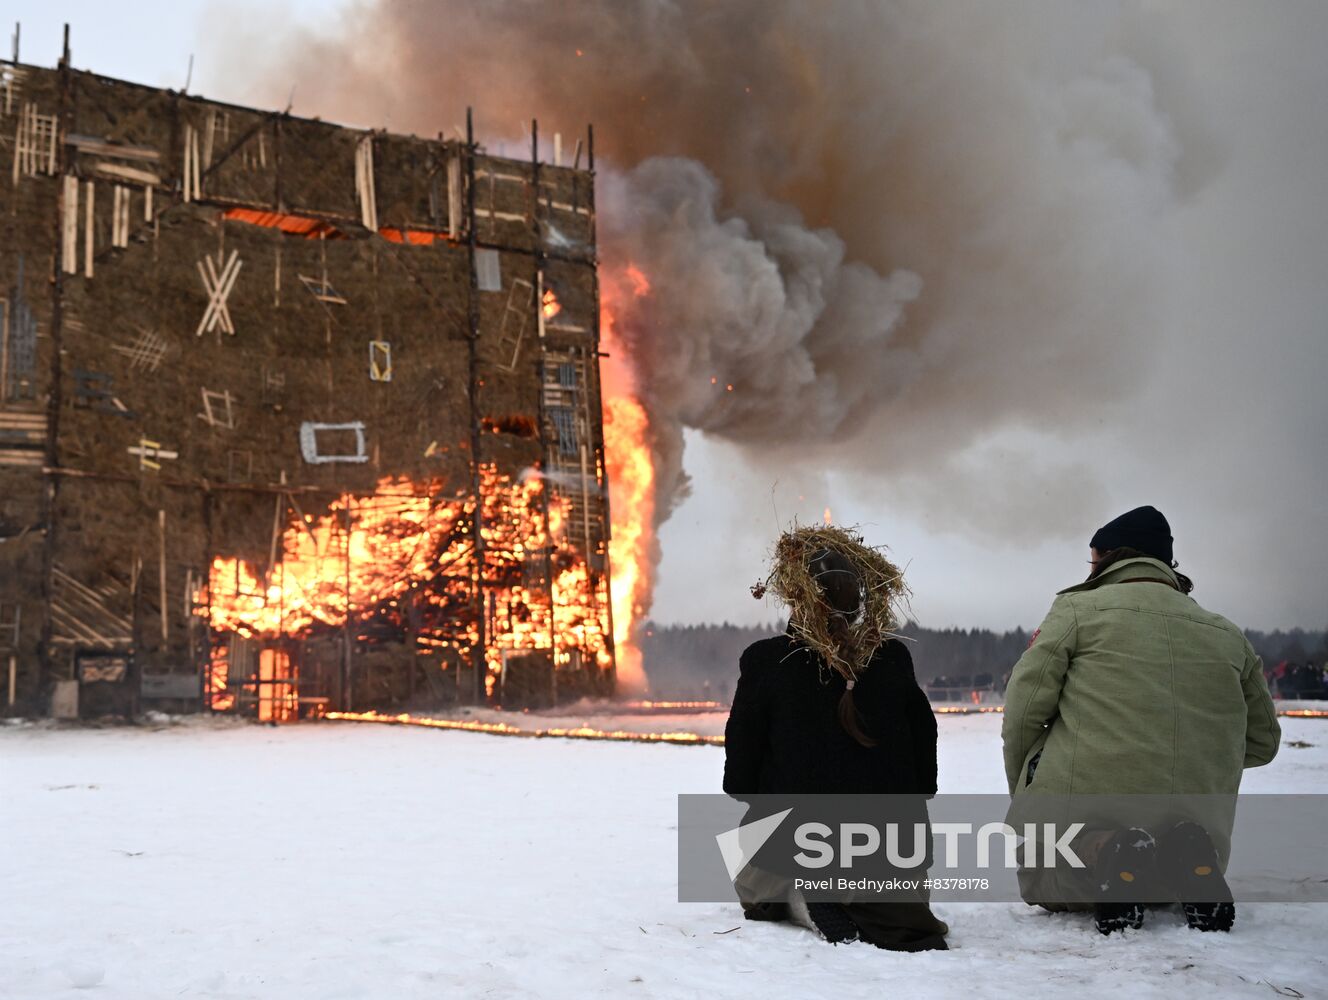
[202, 263, 659, 704]
[203, 466, 612, 708]
[625, 264, 650, 298]
[603, 396, 653, 694]
[599, 264, 655, 696]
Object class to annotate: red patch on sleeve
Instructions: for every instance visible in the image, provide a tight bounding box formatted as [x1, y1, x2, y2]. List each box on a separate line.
[1027, 629, 1041, 649]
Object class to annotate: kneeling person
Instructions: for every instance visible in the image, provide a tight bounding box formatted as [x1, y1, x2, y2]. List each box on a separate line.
[1001, 506, 1280, 934]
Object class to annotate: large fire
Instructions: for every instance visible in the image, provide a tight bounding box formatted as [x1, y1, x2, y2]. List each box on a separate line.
[205, 466, 613, 711]
[599, 264, 657, 696]
[201, 265, 660, 710]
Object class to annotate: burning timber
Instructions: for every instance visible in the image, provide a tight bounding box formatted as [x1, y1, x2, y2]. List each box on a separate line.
[0, 44, 617, 720]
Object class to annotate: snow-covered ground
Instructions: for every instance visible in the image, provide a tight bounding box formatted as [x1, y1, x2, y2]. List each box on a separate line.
[2, 713, 1324, 999]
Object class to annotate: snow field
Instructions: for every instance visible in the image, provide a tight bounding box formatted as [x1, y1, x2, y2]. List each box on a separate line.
[1, 714, 1324, 999]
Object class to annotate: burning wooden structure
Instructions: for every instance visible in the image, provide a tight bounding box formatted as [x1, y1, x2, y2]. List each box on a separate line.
[0, 41, 616, 719]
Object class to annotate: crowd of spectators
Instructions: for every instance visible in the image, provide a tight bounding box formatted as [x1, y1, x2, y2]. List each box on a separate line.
[1267, 660, 1328, 700]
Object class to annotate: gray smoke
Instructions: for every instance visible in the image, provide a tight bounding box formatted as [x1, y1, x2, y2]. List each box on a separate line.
[221, 0, 1199, 537]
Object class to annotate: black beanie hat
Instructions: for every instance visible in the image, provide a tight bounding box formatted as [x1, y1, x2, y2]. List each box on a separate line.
[1090, 506, 1173, 564]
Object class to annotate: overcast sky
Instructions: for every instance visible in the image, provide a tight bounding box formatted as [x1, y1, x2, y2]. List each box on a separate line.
[13, 1, 1326, 633]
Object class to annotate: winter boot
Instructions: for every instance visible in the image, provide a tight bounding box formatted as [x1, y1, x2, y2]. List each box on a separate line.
[1159, 822, 1235, 932]
[741, 901, 789, 922]
[788, 891, 859, 944]
[1092, 827, 1157, 935]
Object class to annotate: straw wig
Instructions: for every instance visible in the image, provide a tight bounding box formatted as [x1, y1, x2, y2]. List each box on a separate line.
[752, 524, 909, 683]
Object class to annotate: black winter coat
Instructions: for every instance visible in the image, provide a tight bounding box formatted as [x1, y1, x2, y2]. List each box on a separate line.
[723, 634, 938, 797]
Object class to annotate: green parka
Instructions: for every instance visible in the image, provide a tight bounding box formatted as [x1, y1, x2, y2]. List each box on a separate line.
[1002, 557, 1280, 799]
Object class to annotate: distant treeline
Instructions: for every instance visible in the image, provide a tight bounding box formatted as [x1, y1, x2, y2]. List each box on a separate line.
[638, 621, 1328, 702]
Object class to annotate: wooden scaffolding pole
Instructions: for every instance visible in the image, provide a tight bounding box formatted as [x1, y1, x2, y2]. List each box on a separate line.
[530, 119, 559, 698]
[584, 122, 617, 690]
[38, 23, 72, 705]
[464, 107, 487, 704]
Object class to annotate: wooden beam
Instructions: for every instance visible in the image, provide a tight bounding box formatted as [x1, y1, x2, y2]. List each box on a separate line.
[66, 134, 162, 162]
[91, 161, 160, 186]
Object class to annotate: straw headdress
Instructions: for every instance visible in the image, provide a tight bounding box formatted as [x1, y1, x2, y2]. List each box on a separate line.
[751, 524, 909, 683]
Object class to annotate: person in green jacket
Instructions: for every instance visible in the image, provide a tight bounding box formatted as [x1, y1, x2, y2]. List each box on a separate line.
[1002, 505, 1280, 935]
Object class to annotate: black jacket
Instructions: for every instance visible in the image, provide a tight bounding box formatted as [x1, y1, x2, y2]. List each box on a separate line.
[723, 635, 938, 797]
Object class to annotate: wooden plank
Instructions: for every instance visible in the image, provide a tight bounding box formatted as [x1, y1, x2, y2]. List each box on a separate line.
[475, 169, 526, 184]
[546, 200, 591, 217]
[61, 174, 79, 272]
[0, 412, 49, 427]
[67, 134, 162, 162]
[10, 107, 20, 187]
[355, 135, 378, 230]
[0, 431, 45, 445]
[49, 618, 100, 645]
[83, 180, 95, 278]
[50, 604, 109, 644]
[181, 125, 193, 203]
[17, 103, 29, 177]
[0, 449, 43, 466]
[158, 509, 168, 643]
[190, 126, 202, 200]
[447, 155, 462, 238]
[92, 161, 161, 186]
[476, 208, 528, 223]
[53, 568, 132, 626]
[111, 185, 123, 247]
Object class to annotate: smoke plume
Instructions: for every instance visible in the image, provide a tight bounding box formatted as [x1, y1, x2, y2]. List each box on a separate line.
[219, 0, 1201, 588]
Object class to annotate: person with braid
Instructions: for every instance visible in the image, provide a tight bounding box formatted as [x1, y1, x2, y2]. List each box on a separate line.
[724, 533, 948, 952]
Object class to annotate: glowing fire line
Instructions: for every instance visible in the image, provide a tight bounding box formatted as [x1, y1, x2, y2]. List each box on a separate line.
[325, 710, 724, 744]
[317, 705, 1328, 741]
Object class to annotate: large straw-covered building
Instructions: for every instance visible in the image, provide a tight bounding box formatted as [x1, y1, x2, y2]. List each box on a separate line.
[0, 43, 615, 719]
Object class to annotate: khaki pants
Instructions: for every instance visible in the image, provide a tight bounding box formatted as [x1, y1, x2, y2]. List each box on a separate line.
[1018, 828, 1118, 913]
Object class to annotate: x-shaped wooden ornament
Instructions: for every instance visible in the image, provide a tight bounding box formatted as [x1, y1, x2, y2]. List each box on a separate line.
[195, 249, 243, 337]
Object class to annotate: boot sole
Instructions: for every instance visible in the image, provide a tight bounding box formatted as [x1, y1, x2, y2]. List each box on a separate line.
[1094, 902, 1145, 934]
[1093, 828, 1157, 935]
[789, 891, 859, 944]
[1160, 823, 1236, 932]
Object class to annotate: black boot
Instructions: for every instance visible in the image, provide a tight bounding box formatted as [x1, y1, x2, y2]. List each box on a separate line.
[1093, 827, 1157, 935]
[1159, 822, 1235, 932]
[742, 901, 790, 922]
[788, 891, 859, 944]
[803, 902, 861, 944]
